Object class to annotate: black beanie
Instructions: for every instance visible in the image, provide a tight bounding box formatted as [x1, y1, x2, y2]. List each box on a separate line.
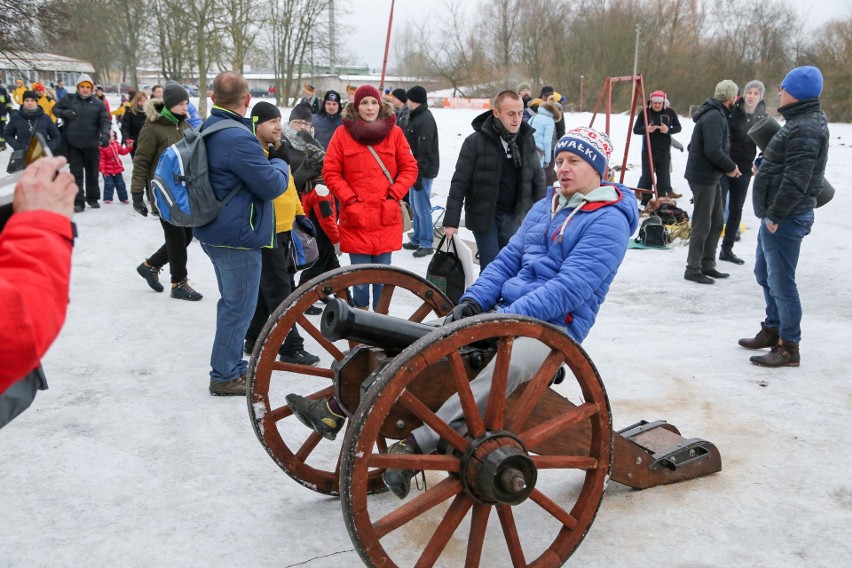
[406, 85, 427, 104]
[391, 88, 407, 103]
[22, 90, 39, 102]
[540, 85, 554, 98]
[323, 90, 341, 103]
[251, 101, 281, 125]
[289, 102, 313, 124]
[163, 82, 189, 109]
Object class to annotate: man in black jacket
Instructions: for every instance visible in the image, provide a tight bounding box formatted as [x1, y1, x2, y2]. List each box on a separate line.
[738, 66, 828, 368]
[52, 73, 111, 212]
[683, 80, 741, 284]
[443, 90, 545, 271]
[401, 85, 439, 257]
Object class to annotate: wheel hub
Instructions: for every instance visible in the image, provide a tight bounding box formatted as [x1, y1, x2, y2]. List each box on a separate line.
[460, 432, 537, 505]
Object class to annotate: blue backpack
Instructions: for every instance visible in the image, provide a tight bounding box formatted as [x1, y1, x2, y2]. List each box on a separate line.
[151, 120, 249, 227]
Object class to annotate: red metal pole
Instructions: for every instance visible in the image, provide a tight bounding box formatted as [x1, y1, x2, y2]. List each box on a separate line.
[379, 0, 396, 91]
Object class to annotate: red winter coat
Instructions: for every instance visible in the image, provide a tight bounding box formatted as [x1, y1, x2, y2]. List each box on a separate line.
[323, 101, 418, 255]
[0, 211, 74, 394]
[99, 140, 132, 175]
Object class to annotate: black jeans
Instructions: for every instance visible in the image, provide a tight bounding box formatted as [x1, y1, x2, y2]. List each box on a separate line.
[298, 241, 341, 287]
[638, 151, 672, 205]
[246, 231, 304, 355]
[685, 180, 723, 272]
[721, 173, 751, 250]
[147, 219, 193, 283]
[68, 145, 100, 206]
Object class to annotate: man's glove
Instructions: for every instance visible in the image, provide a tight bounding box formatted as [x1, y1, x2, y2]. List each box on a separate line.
[295, 215, 316, 237]
[443, 299, 482, 324]
[132, 193, 148, 217]
[63, 110, 76, 121]
[98, 132, 110, 147]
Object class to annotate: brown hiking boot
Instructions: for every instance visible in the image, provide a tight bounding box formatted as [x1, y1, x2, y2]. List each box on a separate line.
[209, 375, 247, 396]
[750, 341, 800, 367]
[738, 322, 780, 350]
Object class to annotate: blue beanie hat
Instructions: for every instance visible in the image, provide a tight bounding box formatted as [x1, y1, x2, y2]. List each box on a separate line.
[554, 127, 613, 179]
[780, 66, 823, 100]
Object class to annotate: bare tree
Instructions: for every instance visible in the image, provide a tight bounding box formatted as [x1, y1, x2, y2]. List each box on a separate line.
[266, 0, 327, 105]
[152, 0, 192, 84]
[224, 0, 257, 74]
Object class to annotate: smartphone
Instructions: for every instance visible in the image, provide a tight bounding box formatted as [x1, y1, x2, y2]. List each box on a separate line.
[0, 133, 56, 232]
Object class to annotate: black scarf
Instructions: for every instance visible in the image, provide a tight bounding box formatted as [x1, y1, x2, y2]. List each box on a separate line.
[492, 118, 522, 168]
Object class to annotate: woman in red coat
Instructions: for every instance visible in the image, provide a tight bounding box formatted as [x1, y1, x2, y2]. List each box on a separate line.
[322, 84, 418, 309]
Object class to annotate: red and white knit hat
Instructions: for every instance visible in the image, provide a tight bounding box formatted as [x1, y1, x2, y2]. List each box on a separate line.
[554, 127, 613, 179]
[650, 90, 666, 103]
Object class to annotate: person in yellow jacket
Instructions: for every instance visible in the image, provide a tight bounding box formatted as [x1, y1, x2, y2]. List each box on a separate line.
[243, 101, 320, 366]
[31, 82, 56, 122]
[12, 79, 28, 107]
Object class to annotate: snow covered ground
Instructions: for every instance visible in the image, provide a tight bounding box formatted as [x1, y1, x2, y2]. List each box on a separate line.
[1, 98, 851, 567]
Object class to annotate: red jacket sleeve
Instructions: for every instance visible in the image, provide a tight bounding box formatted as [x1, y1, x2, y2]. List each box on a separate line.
[302, 190, 339, 244]
[0, 211, 74, 393]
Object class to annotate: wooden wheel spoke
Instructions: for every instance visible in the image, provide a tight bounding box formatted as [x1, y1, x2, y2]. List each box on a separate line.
[374, 284, 396, 314]
[367, 454, 459, 472]
[408, 301, 436, 323]
[505, 350, 564, 432]
[398, 391, 469, 453]
[448, 350, 485, 438]
[296, 313, 346, 360]
[414, 494, 474, 568]
[529, 488, 578, 529]
[373, 477, 463, 538]
[519, 402, 598, 449]
[496, 505, 527, 568]
[272, 360, 334, 377]
[295, 431, 324, 462]
[484, 337, 514, 431]
[465, 503, 492, 568]
[531, 455, 598, 470]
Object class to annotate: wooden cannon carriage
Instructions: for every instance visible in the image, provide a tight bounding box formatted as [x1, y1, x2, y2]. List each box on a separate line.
[247, 265, 721, 567]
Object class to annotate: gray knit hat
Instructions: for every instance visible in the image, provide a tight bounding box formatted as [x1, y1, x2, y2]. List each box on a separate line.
[163, 82, 189, 109]
[743, 80, 765, 100]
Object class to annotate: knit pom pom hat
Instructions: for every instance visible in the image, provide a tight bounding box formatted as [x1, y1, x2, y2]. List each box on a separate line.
[554, 127, 614, 179]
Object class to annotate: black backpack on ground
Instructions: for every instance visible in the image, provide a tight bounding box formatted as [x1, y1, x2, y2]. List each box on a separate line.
[636, 215, 668, 247]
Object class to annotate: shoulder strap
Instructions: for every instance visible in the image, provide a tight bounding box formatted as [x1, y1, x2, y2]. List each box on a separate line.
[198, 119, 251, 138]
[366, 145, 394, 185]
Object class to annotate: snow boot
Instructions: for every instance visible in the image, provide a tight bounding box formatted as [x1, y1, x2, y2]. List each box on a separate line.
[750, 341, 800, 368]
[209, 375, 247, 396]
[382, 438, 421, 499]
[137, 261, 164, 292]
[285, 394, 345, 440]
[738, 323, 779, 350]
[171, 279, 202, 301]
[720, 246, 745, 265]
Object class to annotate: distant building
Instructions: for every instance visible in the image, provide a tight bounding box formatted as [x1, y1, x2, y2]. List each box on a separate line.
[0, 51, 95, 88]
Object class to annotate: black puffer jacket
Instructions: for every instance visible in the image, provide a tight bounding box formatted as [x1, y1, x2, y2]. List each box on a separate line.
[121, 105, 147, 143]
[4, 106, 61, 152]
[684, 98, 737, 184]
[752, 98, 829, 222]
[727, 98, 766, 172]
[52, 92, 110, 149]
[402, 104, 439, 180]
[445, 110, 545, 233]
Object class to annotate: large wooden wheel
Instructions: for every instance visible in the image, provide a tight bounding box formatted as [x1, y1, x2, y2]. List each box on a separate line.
[247, 265, 454, 495]
[340, 315, 613, 567]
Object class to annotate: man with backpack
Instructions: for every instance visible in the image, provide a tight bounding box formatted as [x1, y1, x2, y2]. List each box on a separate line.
[193, 72, 290, 396]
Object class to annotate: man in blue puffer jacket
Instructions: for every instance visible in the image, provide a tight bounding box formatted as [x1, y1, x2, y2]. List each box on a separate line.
[194, 71, 290, 396]
[383, 127, 638, 498]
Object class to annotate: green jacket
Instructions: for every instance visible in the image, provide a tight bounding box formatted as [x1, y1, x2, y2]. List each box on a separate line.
[130, 99, 190, 196]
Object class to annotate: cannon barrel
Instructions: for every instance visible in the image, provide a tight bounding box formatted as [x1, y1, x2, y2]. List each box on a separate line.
[320, 298, 435, 353]
[747, 115, 834, 208]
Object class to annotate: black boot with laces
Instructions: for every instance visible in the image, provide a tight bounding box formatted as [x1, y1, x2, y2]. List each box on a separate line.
[136, 261, 164, 292]
[171, 279, 202, 301]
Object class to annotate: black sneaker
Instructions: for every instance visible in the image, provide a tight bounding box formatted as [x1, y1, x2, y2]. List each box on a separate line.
[280, 349, 320, 366]
[171, 279, 203, 301]
[136, 262, 164, 292]
[702, 268, 730, 279]
[305, 305, 323, 315]
[285, 394, 345, 440]
[413, 247, 435, 258]
[87, 200, 101, 209]
[382, 438, 420, 499]
[209, 375, 247, 396]
[402, 242, 419, 250]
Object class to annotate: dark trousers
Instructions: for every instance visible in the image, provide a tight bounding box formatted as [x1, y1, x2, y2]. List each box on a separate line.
[298, 241, 341, 287]
[246, 231, 304, 355]
[147, 219, 193, 283]
[685, 180, 723, 273]
[721, 173, 751, 250]
[472, 209, 516, 272]
[102, 173, 128, 202]
[638, 151, 672, 205]
[68, 145, 101, 206]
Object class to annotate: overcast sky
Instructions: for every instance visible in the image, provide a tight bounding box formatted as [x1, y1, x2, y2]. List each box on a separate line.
[342, 0, 852, 71]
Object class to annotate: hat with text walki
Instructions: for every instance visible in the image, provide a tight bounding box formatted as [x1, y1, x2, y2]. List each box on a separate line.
[780, 66, 823, 100]
[554, 127, 613, 179]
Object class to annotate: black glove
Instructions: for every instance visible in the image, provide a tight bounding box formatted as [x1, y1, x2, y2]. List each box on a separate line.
[132, 193, 148, 217]
[63, 110, 76, 121]
[295, 215, 316, 237]
[413, 177, 423, 191]
[99, 132, 110, 147]
[443, 299, 482, 324]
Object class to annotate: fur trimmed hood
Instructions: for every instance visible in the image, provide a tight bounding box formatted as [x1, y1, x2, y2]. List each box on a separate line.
[538, 101, 562, 123]
[341, 99, 398, 145]
[144, 98, 165, 123]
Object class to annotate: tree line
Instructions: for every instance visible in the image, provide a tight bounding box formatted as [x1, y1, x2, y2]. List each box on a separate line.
[395, 0, 852, 122]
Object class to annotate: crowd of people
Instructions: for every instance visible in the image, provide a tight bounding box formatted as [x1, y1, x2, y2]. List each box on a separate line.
[1, 64, 829, 431]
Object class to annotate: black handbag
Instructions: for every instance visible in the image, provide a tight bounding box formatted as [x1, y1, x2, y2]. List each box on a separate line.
[426, 235, 466, 304]
[6, 149, 25, 174]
